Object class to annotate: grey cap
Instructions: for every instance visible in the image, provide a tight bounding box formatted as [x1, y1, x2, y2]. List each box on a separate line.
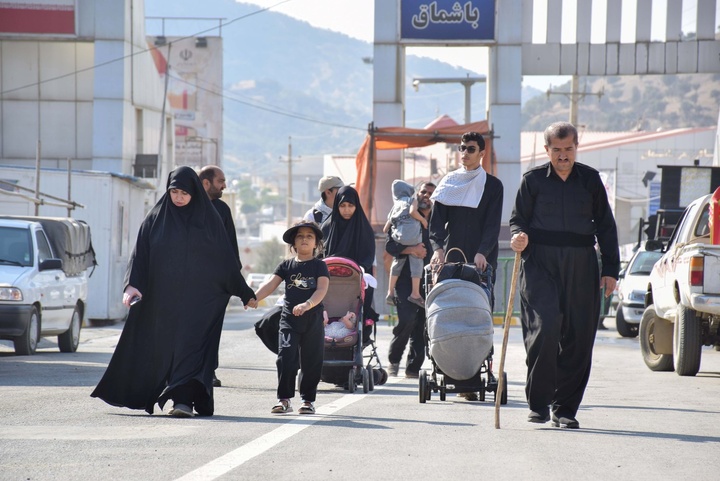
[318, 176, 344, 192]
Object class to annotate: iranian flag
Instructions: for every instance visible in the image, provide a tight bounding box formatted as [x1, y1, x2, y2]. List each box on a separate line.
[0, 0, 75, 35]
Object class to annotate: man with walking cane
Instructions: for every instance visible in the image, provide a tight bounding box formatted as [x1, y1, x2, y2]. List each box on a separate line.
[509, 121, 619, 429]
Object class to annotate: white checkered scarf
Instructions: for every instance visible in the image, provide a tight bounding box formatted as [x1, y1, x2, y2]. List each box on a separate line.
[430, 166, 487, 208]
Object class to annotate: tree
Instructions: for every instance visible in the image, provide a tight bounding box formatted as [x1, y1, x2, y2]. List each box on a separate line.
[255, 238, 286, 274]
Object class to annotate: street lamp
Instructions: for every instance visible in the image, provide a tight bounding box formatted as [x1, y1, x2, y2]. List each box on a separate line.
[411, 74, 486, 124]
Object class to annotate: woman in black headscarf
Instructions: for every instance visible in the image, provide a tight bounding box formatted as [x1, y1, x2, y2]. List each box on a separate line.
[91, 166, 255, 417]
[321, 186, 378, 324]
[321, 186, 376, 274]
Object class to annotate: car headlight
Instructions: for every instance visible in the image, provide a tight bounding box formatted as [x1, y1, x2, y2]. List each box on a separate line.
[0, 287, 23, 301]
[628, 290, 645, 302]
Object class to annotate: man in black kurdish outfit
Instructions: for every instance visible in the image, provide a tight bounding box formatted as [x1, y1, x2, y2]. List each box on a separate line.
[199, 165, 242, 387]
[510, 122, 619, 429]
[91, 166, 256, 417]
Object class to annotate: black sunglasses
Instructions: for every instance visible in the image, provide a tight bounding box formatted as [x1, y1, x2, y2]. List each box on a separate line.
[457, 145, 478, 153]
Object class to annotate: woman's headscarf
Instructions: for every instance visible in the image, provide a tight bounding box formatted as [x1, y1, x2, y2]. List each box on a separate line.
[321, 186, 376, 273]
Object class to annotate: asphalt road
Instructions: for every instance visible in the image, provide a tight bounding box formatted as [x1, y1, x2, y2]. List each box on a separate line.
[1, 308, 719, 481]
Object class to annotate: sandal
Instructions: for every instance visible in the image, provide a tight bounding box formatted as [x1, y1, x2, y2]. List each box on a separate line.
[407, 295, 425, 307]
[298, 402, 315, 415]
[271, 399, 293, 414]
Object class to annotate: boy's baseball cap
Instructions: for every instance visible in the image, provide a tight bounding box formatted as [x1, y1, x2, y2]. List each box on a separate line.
[318, 176, 344, 192]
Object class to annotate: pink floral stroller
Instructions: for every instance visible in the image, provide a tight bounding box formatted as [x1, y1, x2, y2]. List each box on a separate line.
[320, 256, 387, 392]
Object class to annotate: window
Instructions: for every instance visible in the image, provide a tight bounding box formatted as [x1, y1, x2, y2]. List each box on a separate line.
[35, 231, 53, 263]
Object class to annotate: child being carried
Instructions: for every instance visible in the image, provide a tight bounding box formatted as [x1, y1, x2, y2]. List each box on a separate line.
[383, 180, 426, 308]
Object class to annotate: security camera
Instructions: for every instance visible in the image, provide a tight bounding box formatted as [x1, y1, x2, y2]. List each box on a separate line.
[412, 79, 420, 92]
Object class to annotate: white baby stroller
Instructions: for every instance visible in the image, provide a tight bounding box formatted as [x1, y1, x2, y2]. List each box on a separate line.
[419, 248, 507, 404]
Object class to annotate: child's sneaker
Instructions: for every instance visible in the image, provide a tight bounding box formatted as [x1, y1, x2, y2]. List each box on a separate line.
[271, 399, 292, 414]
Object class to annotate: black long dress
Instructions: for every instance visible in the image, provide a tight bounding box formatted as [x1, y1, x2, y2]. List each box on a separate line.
[91, 166, 255, 415]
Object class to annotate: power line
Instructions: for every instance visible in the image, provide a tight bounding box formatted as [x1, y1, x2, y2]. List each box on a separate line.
[167, 72, 365, 131]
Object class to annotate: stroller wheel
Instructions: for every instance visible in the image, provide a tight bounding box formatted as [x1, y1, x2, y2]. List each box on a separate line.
[418, 372, 428, 404]
[362, 368, 370, 393]
[348, 369, 356, 393]
[378, 368, 389, 385]
[496, 372, 508, 405]
[368, 367, 375, 391]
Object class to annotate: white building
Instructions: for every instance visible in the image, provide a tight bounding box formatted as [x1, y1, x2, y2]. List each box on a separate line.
[0, 0, 173, 321]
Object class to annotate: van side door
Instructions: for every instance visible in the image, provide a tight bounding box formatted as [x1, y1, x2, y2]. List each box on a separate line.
[34, 228, 65, 329]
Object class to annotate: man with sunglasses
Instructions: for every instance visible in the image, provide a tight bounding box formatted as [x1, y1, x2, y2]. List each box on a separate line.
[429, 131, 503, 278]
[509, 122, 619, 429]
[303, 176, 344, 225]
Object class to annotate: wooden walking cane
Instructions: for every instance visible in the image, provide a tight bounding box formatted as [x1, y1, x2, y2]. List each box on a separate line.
[495, 251, 522, 429]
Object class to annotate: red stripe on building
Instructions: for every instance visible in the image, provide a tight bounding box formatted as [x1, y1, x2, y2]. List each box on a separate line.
[0, 8, 75, 34]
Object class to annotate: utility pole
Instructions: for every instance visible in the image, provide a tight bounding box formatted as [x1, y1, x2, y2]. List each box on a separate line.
[546, 75, 604, 126]
[282, 137, 295, 230]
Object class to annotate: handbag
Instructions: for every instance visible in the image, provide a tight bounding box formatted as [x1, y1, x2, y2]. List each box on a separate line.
[433, 247, 483, 287]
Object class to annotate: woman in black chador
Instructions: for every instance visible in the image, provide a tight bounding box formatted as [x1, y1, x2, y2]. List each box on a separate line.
[321, 185, 377, 322]
[321, 186, 376, 274]
[91, 166, 256, 417]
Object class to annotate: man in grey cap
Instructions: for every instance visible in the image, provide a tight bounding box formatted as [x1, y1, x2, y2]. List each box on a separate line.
[303, 176, 344, 225]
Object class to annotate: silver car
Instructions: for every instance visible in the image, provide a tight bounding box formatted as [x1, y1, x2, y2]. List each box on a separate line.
[615, 248, 663, 338]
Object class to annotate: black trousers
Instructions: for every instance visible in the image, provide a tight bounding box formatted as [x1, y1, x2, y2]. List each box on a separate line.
[276, 309, 324, 402]
[519, 244, 600, 418]
[388, 268, 426, 374]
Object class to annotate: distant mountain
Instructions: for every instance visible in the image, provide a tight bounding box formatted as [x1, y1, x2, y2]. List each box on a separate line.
[522, 74, 720, 131]
[145, 0, 486, 177]
[145, 1, 720, 178]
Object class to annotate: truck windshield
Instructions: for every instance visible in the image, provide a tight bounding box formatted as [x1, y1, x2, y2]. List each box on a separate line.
[0, 227, 32, 267]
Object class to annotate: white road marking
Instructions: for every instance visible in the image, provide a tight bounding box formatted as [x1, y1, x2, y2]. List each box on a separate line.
[175, 375, 405, 481]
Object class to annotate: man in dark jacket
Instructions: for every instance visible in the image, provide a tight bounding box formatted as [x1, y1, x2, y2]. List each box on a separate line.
[199, 165, 243, 387]
[386, 181, 435, 377]
[510, 122, 620, 429]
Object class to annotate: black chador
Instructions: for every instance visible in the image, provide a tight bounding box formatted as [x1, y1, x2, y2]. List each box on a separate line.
[91, 166, 255, 415]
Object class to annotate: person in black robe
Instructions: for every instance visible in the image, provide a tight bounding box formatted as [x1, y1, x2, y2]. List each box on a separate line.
[91, 166, 256, 417]
[321, 186, 378, 323]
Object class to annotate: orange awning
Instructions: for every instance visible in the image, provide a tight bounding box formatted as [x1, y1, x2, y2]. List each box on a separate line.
[355, 120, 491, 222]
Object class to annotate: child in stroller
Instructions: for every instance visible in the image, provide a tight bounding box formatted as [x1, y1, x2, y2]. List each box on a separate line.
[324, 310, 357, 343]
[320, 256, 387, 392]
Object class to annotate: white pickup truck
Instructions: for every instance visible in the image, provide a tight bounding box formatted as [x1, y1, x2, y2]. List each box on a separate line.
[640, 193, 720, 376]
[0, 216, 96, 355]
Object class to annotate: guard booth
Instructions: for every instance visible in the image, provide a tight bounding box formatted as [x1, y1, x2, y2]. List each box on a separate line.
[644, 165, 720, 241]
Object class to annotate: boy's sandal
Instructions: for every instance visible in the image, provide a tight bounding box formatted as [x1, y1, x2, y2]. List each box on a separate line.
[271, 399, 293, 414]
[298, 402, 315, 415]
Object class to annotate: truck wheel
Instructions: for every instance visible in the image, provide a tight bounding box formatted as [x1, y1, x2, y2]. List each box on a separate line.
[14, 306, 40, 356]
[615, 307, 638, 338]
[639, 305, 673, 371]
[673, 306, 702, 376]
[58, 306, 82, 353]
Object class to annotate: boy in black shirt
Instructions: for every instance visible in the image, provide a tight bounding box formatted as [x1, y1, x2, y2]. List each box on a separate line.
[248, 221, 329, 414]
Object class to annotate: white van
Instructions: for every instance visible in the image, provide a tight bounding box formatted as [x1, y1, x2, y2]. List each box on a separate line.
[0, 217, 96, 355]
